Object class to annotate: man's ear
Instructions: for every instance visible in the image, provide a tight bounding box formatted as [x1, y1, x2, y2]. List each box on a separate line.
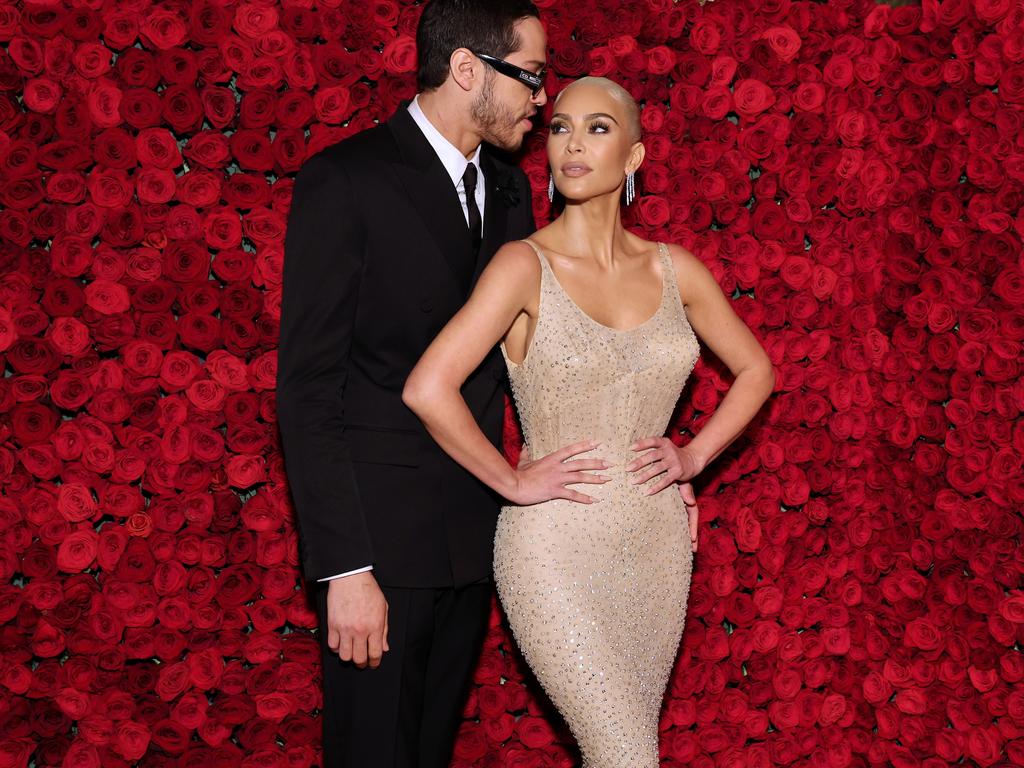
[448, 48, 479, 93]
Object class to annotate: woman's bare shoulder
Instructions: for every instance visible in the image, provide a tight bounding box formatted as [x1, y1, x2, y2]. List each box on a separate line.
[489, 239, 542, 276]
[474, 240, 543, 308]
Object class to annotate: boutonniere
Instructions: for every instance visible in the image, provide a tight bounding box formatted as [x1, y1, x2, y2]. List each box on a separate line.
[493, 171, 520, 208]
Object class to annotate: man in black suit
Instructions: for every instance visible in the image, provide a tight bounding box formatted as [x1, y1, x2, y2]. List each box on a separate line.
[276, 1, 546, 764]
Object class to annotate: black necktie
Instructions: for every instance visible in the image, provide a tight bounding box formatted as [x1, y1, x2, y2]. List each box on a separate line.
[462, 163, 482, 252]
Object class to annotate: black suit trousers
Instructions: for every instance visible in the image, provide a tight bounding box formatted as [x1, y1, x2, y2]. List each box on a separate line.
[315, 581, 493, 767]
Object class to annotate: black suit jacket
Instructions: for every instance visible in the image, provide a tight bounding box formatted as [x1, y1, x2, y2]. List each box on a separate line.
[277, 106, 535, 588]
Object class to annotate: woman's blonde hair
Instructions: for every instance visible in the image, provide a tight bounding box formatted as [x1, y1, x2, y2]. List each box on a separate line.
[554, 76, 642, 143]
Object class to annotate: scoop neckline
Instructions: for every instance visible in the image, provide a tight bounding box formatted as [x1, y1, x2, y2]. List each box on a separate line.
[526, 239, 669, 334]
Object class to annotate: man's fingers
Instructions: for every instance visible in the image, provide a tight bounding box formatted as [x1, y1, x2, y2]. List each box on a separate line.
[336, 632, 354, 663]
[327, 625, 341, 653]
[367, 632, 384, 670]
[351, 634, 369, 668]
[382, 612, 390, 653]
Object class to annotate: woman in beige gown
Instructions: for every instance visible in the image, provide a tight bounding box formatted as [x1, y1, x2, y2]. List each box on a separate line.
[405, 77, 774, 766]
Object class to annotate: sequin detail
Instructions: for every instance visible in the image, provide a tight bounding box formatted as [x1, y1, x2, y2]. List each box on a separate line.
[496, 239, 699, 767]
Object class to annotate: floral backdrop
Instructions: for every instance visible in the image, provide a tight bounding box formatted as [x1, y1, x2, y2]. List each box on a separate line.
[1, 0, 1023, 765]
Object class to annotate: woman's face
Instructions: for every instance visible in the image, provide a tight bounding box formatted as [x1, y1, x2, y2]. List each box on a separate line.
[546, 82, 641, 204]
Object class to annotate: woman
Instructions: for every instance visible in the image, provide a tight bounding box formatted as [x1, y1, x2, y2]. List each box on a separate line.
[403, 77, 775, 765]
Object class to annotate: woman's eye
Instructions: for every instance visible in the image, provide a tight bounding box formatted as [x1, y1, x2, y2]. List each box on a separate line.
[550, 123, 567, 134]
[590, 122, 610, 133]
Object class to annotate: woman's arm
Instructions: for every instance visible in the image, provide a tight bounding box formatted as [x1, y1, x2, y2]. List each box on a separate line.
[403, 241, 609, 505]
[628, 244, 776, 492]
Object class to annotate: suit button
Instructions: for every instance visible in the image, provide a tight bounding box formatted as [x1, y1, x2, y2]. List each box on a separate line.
[420, 299, 434, 313]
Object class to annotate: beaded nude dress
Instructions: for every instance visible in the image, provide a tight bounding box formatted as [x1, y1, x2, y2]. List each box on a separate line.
[496, 239, 700, 767]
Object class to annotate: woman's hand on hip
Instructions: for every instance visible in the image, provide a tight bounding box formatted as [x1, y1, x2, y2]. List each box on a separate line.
[678, 481, 699, 553]
[626, 437, 704, 494]
[509, 439, 609, 505]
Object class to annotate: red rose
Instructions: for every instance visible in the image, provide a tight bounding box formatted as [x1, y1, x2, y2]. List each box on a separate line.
[9, 402, 56, 446]
[750, 620, 780, 653]
[147, 719, 189, 754]
[646, 45, 676, 75]
[689, 18, 722, 55]
[824, 54, 854, 87]
[140, 10, 187, 50]
[762, 26, 801, 62]
[903, 618, 943, 650]
[58, 742, 100, 768]
[240, 208, 283, 248]
[201, 86, 237, 129]
[85, 80, 123, 129]
[634, 195, 670, 227]
[268, 93, 315, 136]
[225, 454, 266, 488]
[24, 77, 62, 113]
[515, 715, 555, 749]
[131, 167, 174, 205]
[248, 351, 277, 391]
[110, 721, 150, 761]
[382, 34, 416, 75]
[1000, 594, 1024, 623]
[181, 132, 231, 172]
[155, 350, 200, 393]
[161, 85, 204, 133]
[312, 84, 353, 126]
[56, 530, 99, 573]
[224, 129, 273, 173]
[171, 174, 219, 212]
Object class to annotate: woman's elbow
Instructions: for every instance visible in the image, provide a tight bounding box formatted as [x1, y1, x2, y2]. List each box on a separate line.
[403, 366, 450, 418]
[401, 372, 430, 416]
[759, 360, 777, 400]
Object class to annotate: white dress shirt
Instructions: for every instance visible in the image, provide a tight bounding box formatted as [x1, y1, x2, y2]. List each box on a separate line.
[318, 95, 487, 583]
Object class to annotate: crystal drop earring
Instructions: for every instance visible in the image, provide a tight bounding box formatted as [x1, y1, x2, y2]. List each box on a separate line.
[625, 171, 636, 206]
[548, 173, 555, 203]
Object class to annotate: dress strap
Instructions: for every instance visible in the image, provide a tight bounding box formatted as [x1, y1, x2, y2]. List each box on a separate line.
[520, 238, 556, 302]
[521, 238, 552, 272]
[658, 242, 685, 309]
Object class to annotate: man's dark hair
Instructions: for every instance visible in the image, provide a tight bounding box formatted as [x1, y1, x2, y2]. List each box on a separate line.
[416, 0, 541, 91]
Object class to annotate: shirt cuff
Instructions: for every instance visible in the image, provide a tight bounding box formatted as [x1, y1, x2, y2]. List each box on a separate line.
[317, 565, 373, 582]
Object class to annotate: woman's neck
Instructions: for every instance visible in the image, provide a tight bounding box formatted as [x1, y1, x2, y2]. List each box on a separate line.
[551, 194, 631, 268]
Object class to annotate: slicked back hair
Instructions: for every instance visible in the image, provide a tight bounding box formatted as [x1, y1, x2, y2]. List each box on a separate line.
[417, 0, 541, 91]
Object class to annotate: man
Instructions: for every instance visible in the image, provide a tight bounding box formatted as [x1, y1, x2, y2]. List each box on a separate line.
[276, 1, 547, 765]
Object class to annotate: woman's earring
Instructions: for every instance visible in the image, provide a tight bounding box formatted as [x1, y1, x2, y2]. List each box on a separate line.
[625, 171, 636, 206]
[548, 173, 555, 202]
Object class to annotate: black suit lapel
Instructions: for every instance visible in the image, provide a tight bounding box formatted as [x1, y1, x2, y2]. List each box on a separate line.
[387, 108, 476, 293]
[473, 151, 512, 285]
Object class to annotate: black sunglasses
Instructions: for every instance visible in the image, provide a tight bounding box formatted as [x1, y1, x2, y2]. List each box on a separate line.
[473, 52, 545, 97]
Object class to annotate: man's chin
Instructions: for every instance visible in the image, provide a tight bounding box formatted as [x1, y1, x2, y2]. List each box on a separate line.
[487, 130, 525, 153]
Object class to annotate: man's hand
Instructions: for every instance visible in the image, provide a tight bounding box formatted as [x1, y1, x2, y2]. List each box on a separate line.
[326, 571, 389, 669]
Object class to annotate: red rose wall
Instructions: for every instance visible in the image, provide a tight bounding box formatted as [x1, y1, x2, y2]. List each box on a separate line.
[1, 0, 1023, 765]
